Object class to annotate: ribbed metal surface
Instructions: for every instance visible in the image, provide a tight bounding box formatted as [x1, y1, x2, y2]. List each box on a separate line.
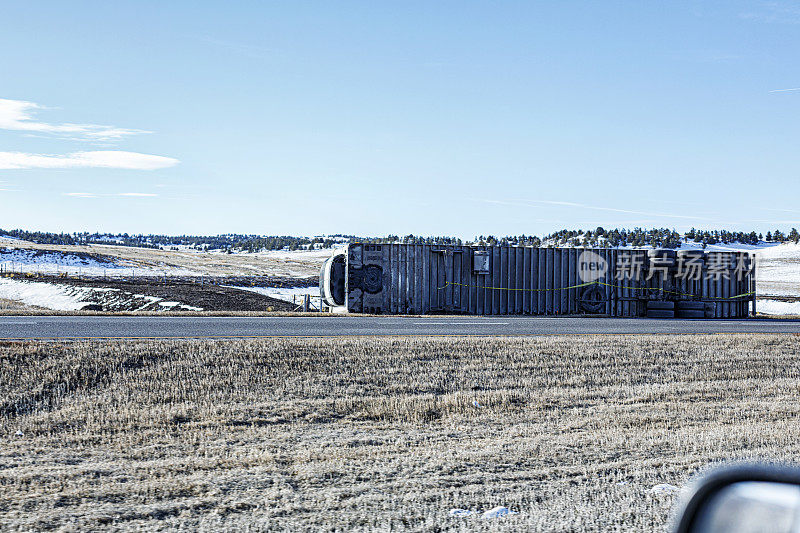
[341, 244, 755, 317]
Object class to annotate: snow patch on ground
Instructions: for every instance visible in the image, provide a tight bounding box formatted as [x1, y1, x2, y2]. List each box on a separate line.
[0, 248, 127, 276]
[481, 506, 516, 519]
[256, 247, 342, 261]
[754, 243, 800, 298]
[449, 507, 517, 519]
[0, 278, 203, 312]
[757, 299, 800, 316]
[648, 483, 680, 496]
[0, 278, 86, 310]
[228, 285, 319, 304]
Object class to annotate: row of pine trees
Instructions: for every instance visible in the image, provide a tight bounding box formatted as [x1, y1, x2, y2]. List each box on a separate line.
[3, 227, 799, 252]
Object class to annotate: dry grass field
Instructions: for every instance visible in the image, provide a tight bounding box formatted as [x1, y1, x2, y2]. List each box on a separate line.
[0, 298, 43, 312]
[2, 335, 800, 531]
[0, 238, 327, 278]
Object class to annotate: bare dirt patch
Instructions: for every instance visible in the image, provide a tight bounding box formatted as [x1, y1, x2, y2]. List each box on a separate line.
[54, 276, 299, 312]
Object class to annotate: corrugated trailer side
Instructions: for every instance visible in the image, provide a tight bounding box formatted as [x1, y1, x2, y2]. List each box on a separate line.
[332, 243, 753, 317]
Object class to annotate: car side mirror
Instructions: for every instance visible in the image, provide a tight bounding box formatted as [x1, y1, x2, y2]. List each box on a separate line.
[672, 464, 800, 533]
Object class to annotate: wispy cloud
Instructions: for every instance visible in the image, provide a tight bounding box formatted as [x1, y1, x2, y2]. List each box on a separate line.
[201, 37, 275, 59]
[63, 192, 159, 199]
[762, 206, 800, 213]
[739, 2, 800, 24]
[0, 99, 148, 141]
[769, 87, 800, 92]
[64, 192, 99, 198]
[669, 50, 751, 65]
[0, 151, 179, 170]
[481, 198, 711, 221]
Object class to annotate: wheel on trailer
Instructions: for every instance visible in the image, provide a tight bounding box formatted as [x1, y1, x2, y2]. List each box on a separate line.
[580, 285, 606, 314]
[646, 309, 675, 319]
[676, 309, 705, 319]
[676, 300, 705, 311]
[704, 302, 716, 318]
[647, 300, 675, 311]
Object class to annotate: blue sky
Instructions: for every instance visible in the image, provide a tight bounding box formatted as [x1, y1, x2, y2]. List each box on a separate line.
[1, 1, 799, 237]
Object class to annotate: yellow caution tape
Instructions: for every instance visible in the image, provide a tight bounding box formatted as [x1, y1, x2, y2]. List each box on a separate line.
[594, 280, 754, 301]
[439, 280, 596, 292]
[438, 280, 754, 301]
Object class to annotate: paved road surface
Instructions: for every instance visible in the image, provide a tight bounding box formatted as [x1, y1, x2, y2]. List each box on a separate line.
[0, 315, 796, 338]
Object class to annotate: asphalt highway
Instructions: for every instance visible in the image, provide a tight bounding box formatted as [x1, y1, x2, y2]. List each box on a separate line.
[0, 315, 797, 338]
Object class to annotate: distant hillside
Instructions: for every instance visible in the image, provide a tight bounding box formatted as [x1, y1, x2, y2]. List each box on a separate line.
[2, 226, 799, 252]
[365, 227, 800, 249]
[0, 229, 344, 252]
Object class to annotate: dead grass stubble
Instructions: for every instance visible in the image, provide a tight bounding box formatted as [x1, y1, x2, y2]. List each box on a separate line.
[1, 335, 800, 531]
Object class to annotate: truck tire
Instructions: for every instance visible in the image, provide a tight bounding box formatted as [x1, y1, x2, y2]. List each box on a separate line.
[646, 309, 675, 318]
[647, 301, 675, 310]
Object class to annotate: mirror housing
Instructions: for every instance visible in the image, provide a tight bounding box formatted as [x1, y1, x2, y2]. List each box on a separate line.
[673, 464, 800, 533]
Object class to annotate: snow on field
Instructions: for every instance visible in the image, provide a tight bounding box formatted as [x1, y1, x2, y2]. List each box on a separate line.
[753, 243, 800, 299]
[0, 278, 87, 310]
[449, 507, 517, 519]
[257, 247, 341, 261]
[648, 484, 680, 496]
[0, 248, 204, 277]
[0, 243, 330, 278]
[757, 299, 800, 316]
[228, 285, 319, 305]
[0, 278, 203, 311]
[0, 248, 128, 276]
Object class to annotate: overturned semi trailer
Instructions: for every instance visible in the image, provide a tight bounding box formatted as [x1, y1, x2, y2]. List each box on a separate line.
[320, 243, 756, 318]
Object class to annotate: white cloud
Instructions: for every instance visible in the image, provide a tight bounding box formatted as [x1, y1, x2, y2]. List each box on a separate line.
[0, 99, 148, 141]
[0, 151, 179, 170]
[480, 198, 711, 221]
[63, 192, 159, 199]
[740, 3, 800, 25]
